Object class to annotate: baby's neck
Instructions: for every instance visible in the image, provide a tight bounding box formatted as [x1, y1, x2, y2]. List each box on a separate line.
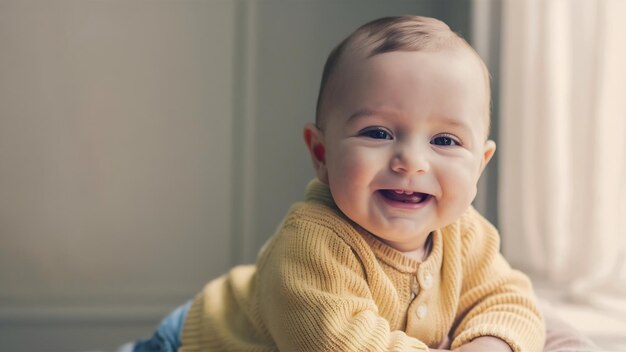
[402, 234, 433, 262]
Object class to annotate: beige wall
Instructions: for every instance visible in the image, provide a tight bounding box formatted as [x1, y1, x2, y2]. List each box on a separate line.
[0, 1, 474, 351]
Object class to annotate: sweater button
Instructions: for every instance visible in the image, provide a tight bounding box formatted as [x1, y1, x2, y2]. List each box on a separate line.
[422, 271, 433, 289]
[416, 304, 428, 319]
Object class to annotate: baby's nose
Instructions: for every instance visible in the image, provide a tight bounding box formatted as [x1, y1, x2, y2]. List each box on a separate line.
[390, 145, 430, 175]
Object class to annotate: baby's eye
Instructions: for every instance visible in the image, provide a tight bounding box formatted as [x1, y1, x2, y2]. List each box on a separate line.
[361, 128, 392, 140]
[431, 135, 460, 146]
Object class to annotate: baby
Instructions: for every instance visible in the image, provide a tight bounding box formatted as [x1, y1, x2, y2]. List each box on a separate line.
[134, 15, 545, 352]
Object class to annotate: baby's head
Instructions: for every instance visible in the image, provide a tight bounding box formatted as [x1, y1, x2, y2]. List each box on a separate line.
[304, 16, 496, 254]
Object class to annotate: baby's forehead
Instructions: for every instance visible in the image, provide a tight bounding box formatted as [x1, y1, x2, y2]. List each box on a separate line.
[324, 47, 491, 135]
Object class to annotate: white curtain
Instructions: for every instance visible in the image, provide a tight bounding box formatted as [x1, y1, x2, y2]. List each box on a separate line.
[499, 0, 626, 308]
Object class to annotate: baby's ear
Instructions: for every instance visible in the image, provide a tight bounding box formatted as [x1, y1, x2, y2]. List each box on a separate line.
[480, 139, 497, 174]
[303, 123, 328, 183]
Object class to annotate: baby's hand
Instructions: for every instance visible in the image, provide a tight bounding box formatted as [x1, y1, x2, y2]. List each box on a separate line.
[452, 336, 513, 352]
[428, 336, 452, 351]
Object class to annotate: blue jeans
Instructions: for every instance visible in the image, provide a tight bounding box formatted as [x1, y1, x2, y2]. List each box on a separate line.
[133, 300, 192, 352]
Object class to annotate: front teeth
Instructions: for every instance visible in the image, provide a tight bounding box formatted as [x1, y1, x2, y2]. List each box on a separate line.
[394, 189, 415, 195]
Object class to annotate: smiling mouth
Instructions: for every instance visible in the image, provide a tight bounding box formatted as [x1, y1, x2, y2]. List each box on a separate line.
[379, 189, 432, 204]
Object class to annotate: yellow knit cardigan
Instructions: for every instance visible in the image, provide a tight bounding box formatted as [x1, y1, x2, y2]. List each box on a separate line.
[179, 180, 545, 351]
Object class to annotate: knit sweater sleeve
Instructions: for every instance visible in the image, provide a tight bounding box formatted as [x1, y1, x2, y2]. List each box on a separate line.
[450, 208, 546, 351]
[257, 212, 429, 352]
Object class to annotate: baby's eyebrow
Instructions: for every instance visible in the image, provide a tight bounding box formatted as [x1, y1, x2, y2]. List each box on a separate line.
[430, 116, 478, 139]
[431, 116, 471, 129]
[347, 108, 397, 122]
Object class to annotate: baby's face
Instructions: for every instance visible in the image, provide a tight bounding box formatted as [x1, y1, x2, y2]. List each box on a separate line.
[309, 48, 495, 252]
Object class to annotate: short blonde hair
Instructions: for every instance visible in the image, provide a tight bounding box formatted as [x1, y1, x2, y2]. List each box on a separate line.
[315, 16, 491, 133]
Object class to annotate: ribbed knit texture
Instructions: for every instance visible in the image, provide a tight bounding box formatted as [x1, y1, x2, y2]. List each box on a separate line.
[179, 180, 545, 351]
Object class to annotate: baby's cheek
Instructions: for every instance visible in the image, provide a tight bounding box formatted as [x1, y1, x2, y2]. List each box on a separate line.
[327, 155, 369, 206]
[441, 167, 477, 203]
